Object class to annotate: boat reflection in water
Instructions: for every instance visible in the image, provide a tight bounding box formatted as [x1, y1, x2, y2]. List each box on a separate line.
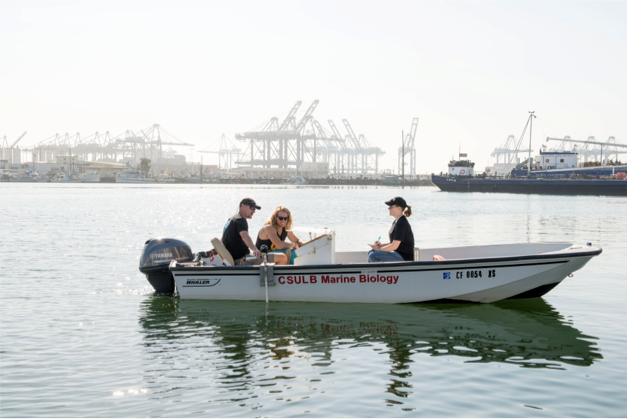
[139, 299, 601, 379]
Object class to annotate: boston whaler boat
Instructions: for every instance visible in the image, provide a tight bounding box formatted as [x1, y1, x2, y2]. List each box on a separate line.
[139, 230, 602, 303]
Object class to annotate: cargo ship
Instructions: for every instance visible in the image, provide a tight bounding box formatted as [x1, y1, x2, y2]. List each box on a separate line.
[431, 154, 626, 197]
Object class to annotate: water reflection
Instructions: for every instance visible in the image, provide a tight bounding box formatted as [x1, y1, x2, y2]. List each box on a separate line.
[138, 298, 602, 408]
[139, 297, 601, 373]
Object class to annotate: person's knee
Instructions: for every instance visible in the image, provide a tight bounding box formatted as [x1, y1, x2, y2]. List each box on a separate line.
[273, 253, 288, 265]
[368, 252, 379, 263]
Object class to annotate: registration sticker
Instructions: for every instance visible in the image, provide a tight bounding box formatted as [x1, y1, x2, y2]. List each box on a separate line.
[443, 272, 451, 280]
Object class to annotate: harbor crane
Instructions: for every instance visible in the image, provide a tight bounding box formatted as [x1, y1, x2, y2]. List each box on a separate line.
[279, 101, 302, 131]
[2, 131, 27, 164]
[398, 118, 418, 177]
[342, 119, 384, 175]
[115, 124, 194, 169]
[10, 131, 27, 149]
[546, 136, 626, 165]
[198, 134, 242, 170]
[491, 135, 533, 164]
[235, 101, 383, 176]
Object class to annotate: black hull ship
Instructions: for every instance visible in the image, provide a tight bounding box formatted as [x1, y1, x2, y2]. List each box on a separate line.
[431, 174, 626, 196]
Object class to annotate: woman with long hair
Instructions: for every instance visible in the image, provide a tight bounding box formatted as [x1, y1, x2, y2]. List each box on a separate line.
[255, 206, 303, 265]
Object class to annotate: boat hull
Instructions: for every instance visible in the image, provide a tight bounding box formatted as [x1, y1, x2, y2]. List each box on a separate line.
[170, 243, 600, 304]
[431, 175, 627, 196]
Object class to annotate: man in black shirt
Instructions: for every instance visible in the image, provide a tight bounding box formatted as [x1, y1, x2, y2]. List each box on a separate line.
[222, 197, 262, 264]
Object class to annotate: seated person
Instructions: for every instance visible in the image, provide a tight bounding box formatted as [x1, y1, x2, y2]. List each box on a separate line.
[222, 197, 263, 265]
[368, 197, 415, 262]
[255, 206, 303, 265]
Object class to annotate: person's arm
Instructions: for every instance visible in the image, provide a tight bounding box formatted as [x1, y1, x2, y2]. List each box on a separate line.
[379, 240, 401, 252]
[265, 226, 295, 249]
[239, 230, 261, 257]
[370, 238, 390, 250]
[287, 230, 302, 248]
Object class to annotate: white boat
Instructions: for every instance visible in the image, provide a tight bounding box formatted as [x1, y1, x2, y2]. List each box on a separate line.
[138, 232, 601, 303]
[284, 176, 307, 185]
[115, 171, 154, 183]
[6, 171, 49, 182]
[50, 173, 83, 183]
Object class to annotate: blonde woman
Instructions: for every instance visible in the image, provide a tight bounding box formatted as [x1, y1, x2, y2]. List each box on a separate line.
[255, 206, 303, 265]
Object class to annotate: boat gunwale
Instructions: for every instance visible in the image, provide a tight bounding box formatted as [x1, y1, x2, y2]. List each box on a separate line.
[169, 245, 602, 274]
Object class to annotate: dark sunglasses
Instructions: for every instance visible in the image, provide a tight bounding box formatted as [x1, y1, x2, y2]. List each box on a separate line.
[277, 215, 289, 221]
[248, 205, 257, 210]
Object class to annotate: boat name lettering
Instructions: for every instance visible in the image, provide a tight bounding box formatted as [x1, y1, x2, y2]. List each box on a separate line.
[359, 274, 399, 284]
[277, 274, 400, 285]
[322, 275, 355, 284]
[278, 275, 318, 285]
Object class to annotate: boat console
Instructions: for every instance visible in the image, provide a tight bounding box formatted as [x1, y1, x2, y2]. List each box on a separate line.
[293, 231, 336, 265]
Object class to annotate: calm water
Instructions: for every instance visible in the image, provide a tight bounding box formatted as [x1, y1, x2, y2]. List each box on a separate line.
[1, 183, 626, 417]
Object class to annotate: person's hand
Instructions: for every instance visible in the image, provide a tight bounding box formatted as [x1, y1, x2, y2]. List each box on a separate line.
[253, 249, 261, 258]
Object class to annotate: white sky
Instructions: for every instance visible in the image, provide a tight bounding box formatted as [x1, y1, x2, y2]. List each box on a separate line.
[1, 0, 626, 174]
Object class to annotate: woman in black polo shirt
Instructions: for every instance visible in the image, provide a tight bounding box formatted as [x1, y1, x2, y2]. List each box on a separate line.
[368, 197, 415, 262]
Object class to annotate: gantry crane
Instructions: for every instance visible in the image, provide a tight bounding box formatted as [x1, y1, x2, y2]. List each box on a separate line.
[398, 118, 418, 177]
[546, 136, 626, 165]
[2, 131, 27, 164]
[198, 134, 242, 170]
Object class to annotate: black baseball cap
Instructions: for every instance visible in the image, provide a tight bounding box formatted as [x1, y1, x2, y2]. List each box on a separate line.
[240, 197, 261, 209]
[385, 197, 407, 208]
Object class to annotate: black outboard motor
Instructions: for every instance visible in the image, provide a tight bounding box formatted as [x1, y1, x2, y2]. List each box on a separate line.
[139, 238, 193, 294]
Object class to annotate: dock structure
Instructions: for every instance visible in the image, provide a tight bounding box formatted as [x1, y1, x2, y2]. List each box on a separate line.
[234, 100, 385, 177]
[8, 124, 194, 172]
[2, 103, 412, 179]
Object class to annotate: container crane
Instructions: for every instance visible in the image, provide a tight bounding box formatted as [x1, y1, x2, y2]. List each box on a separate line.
[198, 134, 242, 170]
[279, 101, 302, 131]
[398, 118, 418, 177]
[5, 131, 27, 164]
[546, 136, 626, 165]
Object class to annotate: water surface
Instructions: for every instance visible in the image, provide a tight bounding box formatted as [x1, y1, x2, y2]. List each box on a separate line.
[1, 184, 625, 417]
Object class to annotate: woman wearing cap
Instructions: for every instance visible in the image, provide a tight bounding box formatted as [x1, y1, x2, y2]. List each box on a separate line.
[368, 197, 415, 263]
[255, 206, 303, 265]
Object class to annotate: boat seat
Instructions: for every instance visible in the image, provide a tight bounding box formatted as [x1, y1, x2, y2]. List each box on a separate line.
[211, 238, 235, 266]
[433, 255, 445, 261]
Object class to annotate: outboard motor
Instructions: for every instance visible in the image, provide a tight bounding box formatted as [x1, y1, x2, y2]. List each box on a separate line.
[139, 238, 193, 294]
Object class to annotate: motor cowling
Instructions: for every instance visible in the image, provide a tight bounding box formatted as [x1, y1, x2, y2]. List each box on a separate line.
[139, 238, 193, 294]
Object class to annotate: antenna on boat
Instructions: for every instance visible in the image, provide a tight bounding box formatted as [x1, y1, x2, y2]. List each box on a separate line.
[527, 111, 536, 176]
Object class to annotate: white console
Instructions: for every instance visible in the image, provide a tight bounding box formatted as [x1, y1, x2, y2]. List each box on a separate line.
[293, 231, 336, 265]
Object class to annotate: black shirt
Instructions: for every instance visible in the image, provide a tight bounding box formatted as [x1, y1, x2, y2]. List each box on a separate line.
[222, 216, 250, 260]
[256, 228, 288, 251]
[389, 216, 415, 261]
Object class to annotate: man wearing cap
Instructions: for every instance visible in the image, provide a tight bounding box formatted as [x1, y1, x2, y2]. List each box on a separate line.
[368, 196, 415, 263]
[222, 198, 262, 264]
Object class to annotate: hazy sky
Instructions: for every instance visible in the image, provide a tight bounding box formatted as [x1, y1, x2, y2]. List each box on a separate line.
[1, 0, 626, 174]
